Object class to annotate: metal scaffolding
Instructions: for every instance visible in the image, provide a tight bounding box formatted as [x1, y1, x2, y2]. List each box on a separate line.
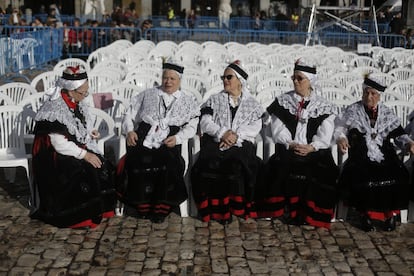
[305, 4, 380, 46]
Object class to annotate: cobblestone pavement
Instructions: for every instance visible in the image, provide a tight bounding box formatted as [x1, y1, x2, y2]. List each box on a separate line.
[0, 168, 414, 276]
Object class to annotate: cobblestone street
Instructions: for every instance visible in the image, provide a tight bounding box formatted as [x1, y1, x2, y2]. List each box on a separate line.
[0, 168, 413, 275]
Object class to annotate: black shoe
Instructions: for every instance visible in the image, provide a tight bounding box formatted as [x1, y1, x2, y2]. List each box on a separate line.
[383, 216, 396, 231]
[360, 216, 376, 232]
[150, 214, 165, 223]
[218, 216, 233, 226]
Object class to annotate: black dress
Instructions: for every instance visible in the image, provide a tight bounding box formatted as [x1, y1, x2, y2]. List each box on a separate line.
[337, 101, 410, 218]
[255, 92, 339, 228]
[191, 91, 264, 223]
[30, 93, 116, 228]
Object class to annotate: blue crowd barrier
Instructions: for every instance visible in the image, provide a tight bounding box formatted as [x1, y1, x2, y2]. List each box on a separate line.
[1, 26, 63, 74]
[63, 26, 142, 58]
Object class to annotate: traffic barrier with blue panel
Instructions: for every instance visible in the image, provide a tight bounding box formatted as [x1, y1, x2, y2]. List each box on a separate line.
[0, 26, 63, 74]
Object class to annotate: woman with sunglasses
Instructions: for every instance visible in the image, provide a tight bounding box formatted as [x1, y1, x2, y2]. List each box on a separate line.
[255, 59, 339, 228]
[30, 66, 116, 229]
[191, 60, 265, 225]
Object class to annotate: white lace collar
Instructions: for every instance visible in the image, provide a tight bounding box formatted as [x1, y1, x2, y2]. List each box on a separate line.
[277, 90, 337, 119]
[35, 95, 92, 145]
[341, 101, 401, 162]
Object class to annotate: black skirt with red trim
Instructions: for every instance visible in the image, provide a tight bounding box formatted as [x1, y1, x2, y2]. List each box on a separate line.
[191, 135, 262, 223]
[255, 144, 339, 228]
[116, 142, 187, 218]
[30, 133, 116, 229]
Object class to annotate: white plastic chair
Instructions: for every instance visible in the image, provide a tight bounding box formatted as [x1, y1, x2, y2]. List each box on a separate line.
[30, 71, 60, 92]
[0, 82, 36, 104]
[18, 93, 48, 148]
[88, 107, 117, 157]
[0, 105, 32, 202]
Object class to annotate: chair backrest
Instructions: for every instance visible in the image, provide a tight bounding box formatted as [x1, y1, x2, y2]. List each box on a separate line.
[383, 100, 414, 128]
[123, 74, 160, 91]
[330, 72, 362, 89]
[256, 77, 293, 94]
[88, 72, 118, 94]
[92, 59, 129, 80]
[202, 85, 223, 103]
[0, 82, 36, 104]
[0, 93, 14, 106]
[256, 87, 284, 108]
[30, 71, 60, 92]
[106, 83, 143, 101]
[54, 58, 88, 73]
[88, 107, 116, 138]
[318, 87, 357, 102]
[388, 68, 414, 81]
[387, 80, 414, 101]
[333, 99, 356, 114]
[0, 105, 25, 153]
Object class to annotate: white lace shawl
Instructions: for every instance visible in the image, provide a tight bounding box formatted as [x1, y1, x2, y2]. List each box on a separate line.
[123, 87, 200, 148]
[202, 90, 264, 141]
[276, 91, 338, 120]
[335, 101, 401, 162]
[35, 94, 99, 153]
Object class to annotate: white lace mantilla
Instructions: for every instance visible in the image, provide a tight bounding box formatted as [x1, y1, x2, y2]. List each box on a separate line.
[35, 95, 98, 152]
[137, 87, 200, 127]
[203, 91, 264, 131]
[277, 91, 338, 121]
[340, 101, 401, 162]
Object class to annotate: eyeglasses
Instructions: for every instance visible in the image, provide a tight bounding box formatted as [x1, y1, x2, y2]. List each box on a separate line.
[75, 88, 89, 97]
[220, 75, 236, 81]
[291, 75, 307, 82]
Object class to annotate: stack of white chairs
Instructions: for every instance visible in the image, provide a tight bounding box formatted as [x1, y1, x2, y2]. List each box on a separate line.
[0, 105, 33, 202]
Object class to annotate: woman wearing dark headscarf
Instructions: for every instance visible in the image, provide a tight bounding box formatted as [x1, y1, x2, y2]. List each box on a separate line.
[191, 60, 265, 225]
[256, 59, 339, 229]
[335, 74, 414, 231]
[30, 66, 116, 229]
[117, 61, 200, 223]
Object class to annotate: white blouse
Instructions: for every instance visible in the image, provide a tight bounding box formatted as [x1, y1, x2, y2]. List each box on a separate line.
[269, 91, 337, 151]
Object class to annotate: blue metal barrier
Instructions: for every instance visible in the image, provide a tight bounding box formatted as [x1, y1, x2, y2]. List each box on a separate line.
[63, 26, 142, 58]
[0, 26, 63, 74]
[320, 32, 406, 50]
[145, 27, 231, 44]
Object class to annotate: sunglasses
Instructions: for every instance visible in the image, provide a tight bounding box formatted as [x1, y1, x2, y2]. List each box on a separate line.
[291, 75, 307, 82]
[220, 75, 236, 81]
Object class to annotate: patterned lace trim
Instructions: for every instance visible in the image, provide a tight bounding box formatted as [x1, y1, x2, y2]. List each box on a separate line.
[277, 91, 338, 118]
